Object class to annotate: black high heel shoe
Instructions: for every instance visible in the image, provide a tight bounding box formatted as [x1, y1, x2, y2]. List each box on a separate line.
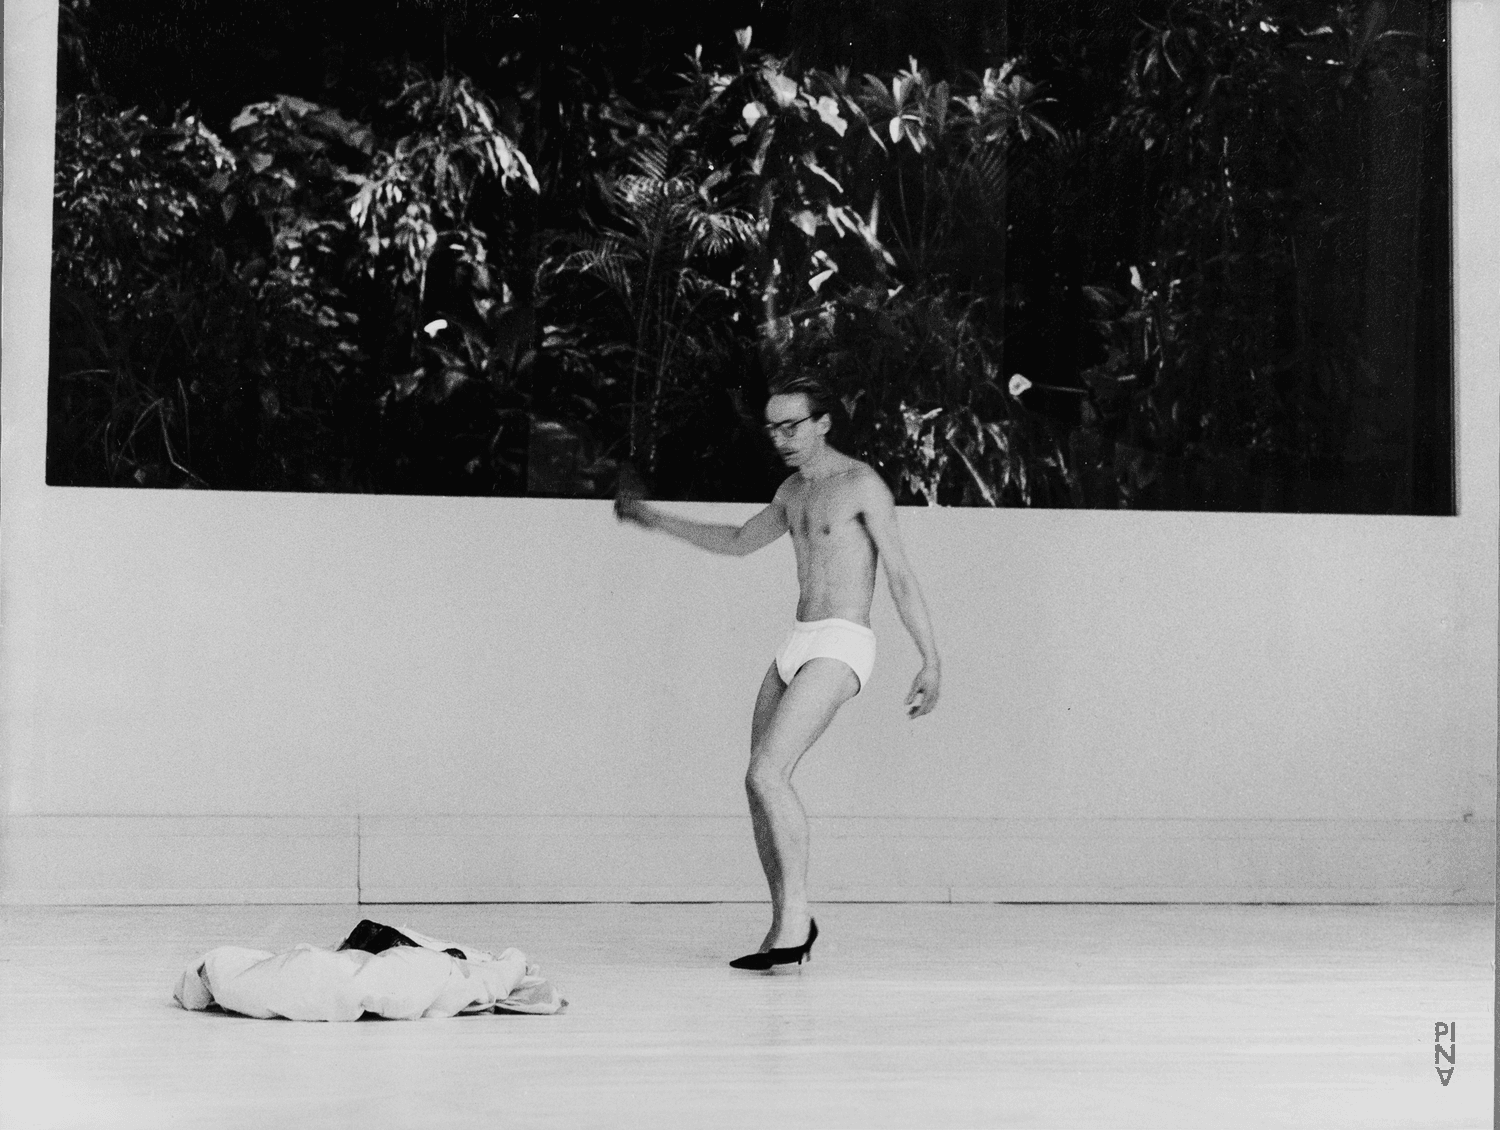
[729, 918, 818, 970]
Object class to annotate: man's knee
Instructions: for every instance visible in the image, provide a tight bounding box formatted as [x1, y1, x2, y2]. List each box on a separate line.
[745, 757, 785, 797]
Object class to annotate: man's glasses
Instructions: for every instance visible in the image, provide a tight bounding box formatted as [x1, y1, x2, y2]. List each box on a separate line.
[762, 414, 812, 440]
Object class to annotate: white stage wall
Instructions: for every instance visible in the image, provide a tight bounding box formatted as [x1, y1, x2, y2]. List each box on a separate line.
[3, 0, 1495, 904]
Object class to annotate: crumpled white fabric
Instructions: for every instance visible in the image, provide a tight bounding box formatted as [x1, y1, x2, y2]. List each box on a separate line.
[173, 925, 566, 1020]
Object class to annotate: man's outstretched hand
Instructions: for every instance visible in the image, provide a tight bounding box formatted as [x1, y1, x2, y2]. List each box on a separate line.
[614, 462, 654, 527]
[906, 664, 941, 718]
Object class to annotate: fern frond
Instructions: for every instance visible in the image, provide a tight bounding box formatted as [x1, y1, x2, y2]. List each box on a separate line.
[688, 210, 759, 257]
[630, 135, 673, 182]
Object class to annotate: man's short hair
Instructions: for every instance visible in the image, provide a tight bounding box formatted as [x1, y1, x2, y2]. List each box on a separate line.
[767, 374, 839, 423]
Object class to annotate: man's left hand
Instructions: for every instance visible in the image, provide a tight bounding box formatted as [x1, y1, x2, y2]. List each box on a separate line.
[906, 664, 941, 718]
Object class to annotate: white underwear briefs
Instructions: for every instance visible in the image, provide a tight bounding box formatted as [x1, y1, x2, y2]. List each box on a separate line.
[775, 618, 877, 693]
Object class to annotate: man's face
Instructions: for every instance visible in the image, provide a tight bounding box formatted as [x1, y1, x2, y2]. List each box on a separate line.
[764, 393, 825, 465]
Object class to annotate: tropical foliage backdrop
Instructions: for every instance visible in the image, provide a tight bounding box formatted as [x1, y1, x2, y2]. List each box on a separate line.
[48, 0, 1451, 511]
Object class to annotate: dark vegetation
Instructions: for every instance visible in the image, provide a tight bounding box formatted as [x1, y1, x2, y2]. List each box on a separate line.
[48, 0, 1451, 510]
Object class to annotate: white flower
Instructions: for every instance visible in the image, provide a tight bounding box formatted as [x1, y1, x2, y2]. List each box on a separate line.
[742, 101, 766, 127]
[1129, 265, 1144, 292]
[1008, 373, 1032, 397]
[423, 319, 448, 337]
[813, 95, 847, 136]
[766, 73, 799, 107]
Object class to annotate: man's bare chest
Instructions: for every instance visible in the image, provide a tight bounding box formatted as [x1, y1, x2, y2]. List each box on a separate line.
[785, 484, 866, 546]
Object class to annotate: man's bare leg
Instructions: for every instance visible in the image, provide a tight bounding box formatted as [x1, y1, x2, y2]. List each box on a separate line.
[745, 657, 859, 951]
[747, 663, 789, 933]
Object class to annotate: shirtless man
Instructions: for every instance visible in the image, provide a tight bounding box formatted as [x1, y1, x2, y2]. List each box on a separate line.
[615, 376, 941, 969]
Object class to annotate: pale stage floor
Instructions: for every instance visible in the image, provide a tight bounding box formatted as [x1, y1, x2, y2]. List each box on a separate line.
[0, 902, 1491, 1130]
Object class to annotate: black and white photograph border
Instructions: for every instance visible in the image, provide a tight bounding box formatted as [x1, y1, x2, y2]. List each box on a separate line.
[1, 2, 1496, 1129]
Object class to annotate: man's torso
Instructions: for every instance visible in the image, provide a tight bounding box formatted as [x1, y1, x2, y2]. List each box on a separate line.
[780, 460, 879, 624]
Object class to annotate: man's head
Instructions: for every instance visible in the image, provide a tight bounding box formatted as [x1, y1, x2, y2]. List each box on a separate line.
[764, 375, 839, 467]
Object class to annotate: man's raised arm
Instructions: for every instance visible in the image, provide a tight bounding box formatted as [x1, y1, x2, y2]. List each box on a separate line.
[616, 487, 788, 557]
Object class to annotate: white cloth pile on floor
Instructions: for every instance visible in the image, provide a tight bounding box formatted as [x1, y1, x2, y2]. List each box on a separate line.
[173, 920, 566, 1020]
